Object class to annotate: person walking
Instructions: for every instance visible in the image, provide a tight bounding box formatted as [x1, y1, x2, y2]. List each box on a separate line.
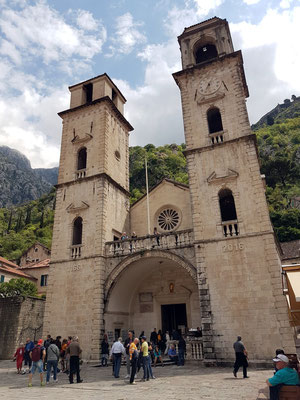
[129, 338, 139, 384]
[124, 330, 133, 378]
[14, 343, 25, 374]
[110, 337, 125, 378]
[28, 339, 46, 387]
[67, 336, 83, 384]
[46, 338, 60, 384]
[233, 336, 249, 378]
[150, 328, 158, 345]
[101, 334, 109, 367]
[164, 331, 170, 355]
[154, 345, 164, 367]
[23, 337, 34, 373]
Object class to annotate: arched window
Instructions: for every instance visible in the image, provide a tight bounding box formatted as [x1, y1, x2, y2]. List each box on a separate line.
[77, 147, 87, 170]
[207, 108, 223, 134]
[219, 189, 237, 222]
[195, 44, 218, 64]
[72, 217, 83, 245]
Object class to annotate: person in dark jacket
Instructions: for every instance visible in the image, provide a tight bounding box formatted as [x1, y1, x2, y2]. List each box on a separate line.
[233, 336, 249, 378]
[178, 336, 186, 366]
[101, 334, 109, 367]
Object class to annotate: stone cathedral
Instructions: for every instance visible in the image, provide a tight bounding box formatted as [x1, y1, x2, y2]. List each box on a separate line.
[43, 17, 296, 362]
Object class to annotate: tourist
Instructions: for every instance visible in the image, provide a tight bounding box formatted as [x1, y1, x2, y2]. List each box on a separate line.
[23, 337, 34, 373]
[233, 336, 249, 378]
[67, 336, 83, 384]
[110, 337, 125, 378]
[168, 344, 178, 364]
[141, 336, 151, 381]
[60, 338, 68, 372]
[28, 339, 46, 387]
[46, 338, 60, 384]
[164, 331, 170, 355]
[124, 330, 134, 378]
[153, 227, 160, 246]
[121, 232, 128, 240]
[131, 232, 137, 239]
[101, 334, 109, 367]
[13, 342, 24, 374]
[178, 336, 186, 366]
[157, 330, 163, 349]
[129, 338, 139, 384]
[150, 328, 158, 345]
[64, 336, 72, 374]
[154, 345, 164, 367]
[274, 349, 285, 372]
[266, 354, 300, 400]
[195, 327, 202, 337]
[43, 334, 52, 371]
[130, 232, 137, 251]
[55, 336, 62, 351]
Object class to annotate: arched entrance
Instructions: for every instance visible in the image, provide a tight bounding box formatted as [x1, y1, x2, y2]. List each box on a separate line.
[104, 251, 201, 341]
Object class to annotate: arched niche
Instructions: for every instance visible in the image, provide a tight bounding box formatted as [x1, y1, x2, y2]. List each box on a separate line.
[72, 216, 83, 245]
[77, 147, 87, 170]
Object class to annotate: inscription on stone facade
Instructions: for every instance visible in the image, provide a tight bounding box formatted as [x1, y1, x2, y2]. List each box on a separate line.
[222, 243, 244, 252]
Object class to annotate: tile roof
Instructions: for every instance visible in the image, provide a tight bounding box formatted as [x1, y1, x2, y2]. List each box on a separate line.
[0, 257, 37, 280]
[18, 258, 50, 270]
[281, 240, 300, 260]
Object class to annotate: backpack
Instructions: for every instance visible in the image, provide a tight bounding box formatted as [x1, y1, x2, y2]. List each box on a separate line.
[31, 345, 41, 362]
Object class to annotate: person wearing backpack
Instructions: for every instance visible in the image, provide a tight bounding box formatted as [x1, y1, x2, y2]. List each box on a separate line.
[28, 339, 46, 387]
[46, 338, 60, 384]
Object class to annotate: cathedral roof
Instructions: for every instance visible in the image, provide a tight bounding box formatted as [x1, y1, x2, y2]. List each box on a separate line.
[131, 178, 189, 208]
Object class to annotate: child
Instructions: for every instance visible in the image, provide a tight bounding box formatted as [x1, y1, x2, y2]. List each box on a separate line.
[154, 345, 164, 367]
[14, 343, 25, 374]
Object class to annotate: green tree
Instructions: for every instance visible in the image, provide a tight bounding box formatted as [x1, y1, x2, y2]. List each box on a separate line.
[0, 278, 38, 298]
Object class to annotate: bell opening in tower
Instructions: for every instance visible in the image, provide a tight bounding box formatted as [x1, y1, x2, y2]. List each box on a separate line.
[195, 44, 218, 64]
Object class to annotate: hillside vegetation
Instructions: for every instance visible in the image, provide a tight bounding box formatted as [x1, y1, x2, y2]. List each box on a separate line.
[0, 97, 300, 261]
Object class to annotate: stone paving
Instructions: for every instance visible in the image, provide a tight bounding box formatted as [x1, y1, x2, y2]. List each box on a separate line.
[0, 360, 272, 400]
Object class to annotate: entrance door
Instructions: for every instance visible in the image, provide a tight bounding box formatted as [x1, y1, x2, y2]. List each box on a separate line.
[161, 304, 187, 334]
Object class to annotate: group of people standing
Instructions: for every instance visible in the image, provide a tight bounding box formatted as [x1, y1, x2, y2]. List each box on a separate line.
[102, 328, 187, 385]
[13, 334, 83, 386]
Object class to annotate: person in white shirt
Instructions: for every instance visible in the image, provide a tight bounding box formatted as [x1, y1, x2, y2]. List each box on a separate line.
[110, 338, 125, 378]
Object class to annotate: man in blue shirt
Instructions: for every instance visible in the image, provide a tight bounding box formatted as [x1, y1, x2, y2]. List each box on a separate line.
[266, 354, 300, 400]
[23, 338, 34, 373]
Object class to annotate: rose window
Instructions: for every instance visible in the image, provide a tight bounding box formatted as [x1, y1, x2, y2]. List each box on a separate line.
[157, 209, 180, 231]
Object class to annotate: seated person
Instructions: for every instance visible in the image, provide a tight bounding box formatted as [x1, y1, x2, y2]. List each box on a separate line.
[266, 354, 300, 400]
[168, 344, 178, 364]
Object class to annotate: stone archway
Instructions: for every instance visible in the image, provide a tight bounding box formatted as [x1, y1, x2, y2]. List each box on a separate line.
[103, 250, 200, 342]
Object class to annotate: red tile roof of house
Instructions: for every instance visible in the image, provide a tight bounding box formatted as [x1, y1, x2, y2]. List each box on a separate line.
[18, 258, 50, 270]
[0, 256, 37, 280]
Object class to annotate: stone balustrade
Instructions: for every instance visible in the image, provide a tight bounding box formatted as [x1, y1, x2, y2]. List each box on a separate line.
[168, 338, 203, 361]
[209, 131, 224, 144]
[71, 244, 82, 258]
[75, 169, 86, 179]
[106, 229, 194, 256]
[222, 220, 239, 237]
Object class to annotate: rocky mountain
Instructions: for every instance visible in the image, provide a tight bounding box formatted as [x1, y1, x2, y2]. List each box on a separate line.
[0, 146, 58, 207]
[252, 95, 300, 130]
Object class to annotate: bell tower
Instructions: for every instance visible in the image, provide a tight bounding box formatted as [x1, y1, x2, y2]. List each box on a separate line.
[173, 18, 295, 362]
[43, 74, 133, 359]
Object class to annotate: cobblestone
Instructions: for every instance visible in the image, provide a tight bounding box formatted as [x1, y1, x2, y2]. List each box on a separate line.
[0, 360, 272, 400]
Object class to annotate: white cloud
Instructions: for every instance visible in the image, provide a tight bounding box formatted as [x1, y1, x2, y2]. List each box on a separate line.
[116, 39, 184, 147]
[231, 6, 300, 122]
[243, 0, 261, 5]
[107, 12, 146, 56]
[75, 9, 99, 31]
[279, 0, 293, 9]
[193, 0, 224, 16]
[0, 1, 106, 67]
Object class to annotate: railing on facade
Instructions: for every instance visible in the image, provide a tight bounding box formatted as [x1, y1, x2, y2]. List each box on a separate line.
[169, 338, 203, 361]
[222, 220, 239, 237]
[75, 169, 86, 179]
[106, 229, 194, 256]
[209, 131, 224, 144]
[71, 245, 82, 258]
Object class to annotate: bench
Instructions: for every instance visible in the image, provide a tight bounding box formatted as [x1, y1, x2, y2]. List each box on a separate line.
[279, 385, 300, 400]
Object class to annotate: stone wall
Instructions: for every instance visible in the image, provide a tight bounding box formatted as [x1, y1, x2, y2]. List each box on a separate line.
[0, 296, 45, 359]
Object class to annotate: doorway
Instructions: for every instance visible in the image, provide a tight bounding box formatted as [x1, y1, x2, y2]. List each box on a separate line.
[161, 303, 187, 334]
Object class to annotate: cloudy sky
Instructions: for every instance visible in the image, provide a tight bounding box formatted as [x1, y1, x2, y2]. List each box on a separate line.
[0, 0, 299, 168]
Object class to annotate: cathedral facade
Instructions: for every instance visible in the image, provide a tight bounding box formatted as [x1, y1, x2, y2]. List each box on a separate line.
[43, 17, 296, 362]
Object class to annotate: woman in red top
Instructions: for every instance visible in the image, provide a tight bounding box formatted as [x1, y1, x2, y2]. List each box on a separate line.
[14, 343, 25, 373]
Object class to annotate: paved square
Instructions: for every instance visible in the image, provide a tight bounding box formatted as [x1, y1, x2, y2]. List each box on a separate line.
[0, 360, 272, 400]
